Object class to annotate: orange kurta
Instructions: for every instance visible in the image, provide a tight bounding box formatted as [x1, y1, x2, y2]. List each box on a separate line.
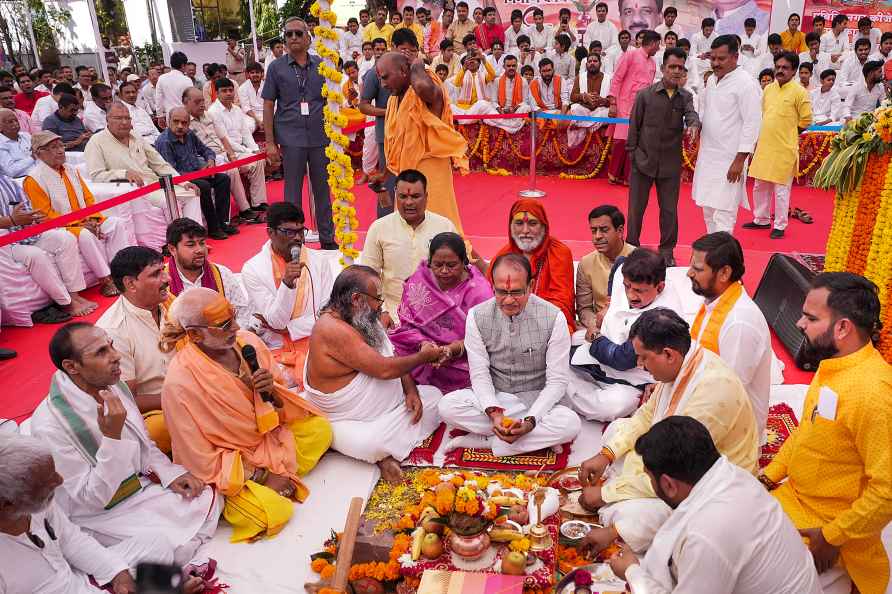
[384, 68, 468, 234]
[24, 169, 104, 236]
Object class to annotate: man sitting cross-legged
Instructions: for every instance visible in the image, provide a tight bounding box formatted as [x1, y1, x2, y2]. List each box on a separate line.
[30, 322, 221, 582]
[577, 308, 759, 554]
[567, 248, 682, 422]
[567, 52, 611, 147]
[241, 202, 336, 380]
[438, 253, 582, 457]
[606, 416, 822, 593]
[161, 288, 332, 542]
[303, 265, 445, 484]
[451, 48, 497, 116]
[489, 54, 530, 134]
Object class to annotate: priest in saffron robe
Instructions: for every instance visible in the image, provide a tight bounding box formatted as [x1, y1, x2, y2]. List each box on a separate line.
[451, 50, 498, 116]
[529, 58, 570, 113]
[379, 36, 469, 234]
[490, 199, 576, 332]
[164, 217, 252, 329]
[160, 288, 332, 543]
[577, 308, 759, 554]
[490, 55, 530, 134]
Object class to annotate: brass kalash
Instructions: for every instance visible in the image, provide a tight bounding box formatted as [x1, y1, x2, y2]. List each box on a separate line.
[528, 488, 553, 551]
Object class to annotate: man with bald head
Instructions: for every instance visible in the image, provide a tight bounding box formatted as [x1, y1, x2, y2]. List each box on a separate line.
[304, 265, 446, 483]
[161, 288, 332, 542]
[377, 28, 468, 234]
[155, 106, 234, 240]
[0, 107, 34, 177]
[84, 102, 202, 251]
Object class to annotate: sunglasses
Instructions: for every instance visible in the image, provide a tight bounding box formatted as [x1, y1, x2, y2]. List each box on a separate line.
[189, 317, 236, 331]
[284, 30, 306, 38]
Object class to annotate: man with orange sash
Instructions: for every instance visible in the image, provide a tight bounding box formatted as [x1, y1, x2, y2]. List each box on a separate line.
[451, 49, 497, 117]
[528, 58, 569, 114]
[687, 232, 776, 433]
[164, 218, 252, 329]
[160, 288, 332, 543]
[341, 60, 368, 136]
[378, 29, 469, 234]
[241, 202, 336, 386]
[489, 55, 530, 134]
[576, 308, 759, 554]
[491, 199, 576, 332]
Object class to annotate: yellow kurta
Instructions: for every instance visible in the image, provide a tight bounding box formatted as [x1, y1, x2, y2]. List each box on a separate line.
[454, 61, 496, 109]
[385, 68, 469, 234]
[363, 22, 394, 44]
[749, 80, 813, 185]
[780, 29, 807, 52]
[764, 344, 892, 594]
[602, 347, 759, 502]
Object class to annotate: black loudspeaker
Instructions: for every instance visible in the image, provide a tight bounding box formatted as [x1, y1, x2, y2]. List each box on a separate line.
[753, 253, 818, 371]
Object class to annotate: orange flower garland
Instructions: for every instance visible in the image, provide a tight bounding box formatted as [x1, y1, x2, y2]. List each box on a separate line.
[559, 137, 612, 180]
[845, 152, 888, 274]
[552, 131, 596, 167]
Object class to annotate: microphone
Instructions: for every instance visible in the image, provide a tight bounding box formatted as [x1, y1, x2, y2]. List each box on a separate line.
[241, 344, 275, 404]
[290, 244, 301, 263]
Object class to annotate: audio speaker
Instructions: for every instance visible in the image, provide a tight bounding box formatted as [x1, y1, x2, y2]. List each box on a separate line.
[753, 253, 818, 371]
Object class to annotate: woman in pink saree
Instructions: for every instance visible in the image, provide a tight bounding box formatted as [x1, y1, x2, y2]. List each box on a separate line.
[389, 232, 493, 394]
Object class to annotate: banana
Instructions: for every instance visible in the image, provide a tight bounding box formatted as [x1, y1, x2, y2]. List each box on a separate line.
[488, 496, 525, 506]
[418, 506, 439, 524]
[411, 527, 425, 561]
[489, 528, 524, 543]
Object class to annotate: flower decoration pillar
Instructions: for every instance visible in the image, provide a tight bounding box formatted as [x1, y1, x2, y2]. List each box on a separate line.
[311, 0, 360, 266]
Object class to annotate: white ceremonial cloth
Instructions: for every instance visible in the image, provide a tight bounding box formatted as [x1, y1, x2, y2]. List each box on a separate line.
[692, 66, 762, 212]
[241, 242, 336, 348]
[303, 337, 443, 463]
[0, 501, 129, 594]
[625, 457, 822, 594]
[30, 372, 219, 561]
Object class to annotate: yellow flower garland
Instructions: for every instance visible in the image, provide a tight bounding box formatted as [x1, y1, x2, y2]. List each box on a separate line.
[311, 0, 359, 265]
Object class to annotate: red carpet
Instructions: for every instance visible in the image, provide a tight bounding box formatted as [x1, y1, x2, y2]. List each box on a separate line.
[0, 174, 832, 422]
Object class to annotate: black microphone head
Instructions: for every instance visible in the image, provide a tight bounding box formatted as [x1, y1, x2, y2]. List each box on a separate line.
[241, 344, 258, 368]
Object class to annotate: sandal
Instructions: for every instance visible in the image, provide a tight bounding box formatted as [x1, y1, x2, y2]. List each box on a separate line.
[31, 305, 72, 325]
[791, 207, 814, 224]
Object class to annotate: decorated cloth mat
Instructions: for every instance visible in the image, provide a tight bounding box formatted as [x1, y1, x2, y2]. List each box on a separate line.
[759, 402, 799, 469]
[407, 423, 448, 466]
[443, 429, 572, 472]
[793, 253, 826, 275]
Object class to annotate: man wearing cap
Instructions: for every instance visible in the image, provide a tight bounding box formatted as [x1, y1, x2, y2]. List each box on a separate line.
[23, 130, 134, 297]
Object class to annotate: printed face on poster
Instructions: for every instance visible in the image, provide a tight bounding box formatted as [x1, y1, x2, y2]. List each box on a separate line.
[803, 0, 892, 38]
[397, 0, 772, 38]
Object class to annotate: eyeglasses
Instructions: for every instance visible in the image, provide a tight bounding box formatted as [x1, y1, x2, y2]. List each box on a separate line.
[284, 29, 306, 38]
[275, 226, 305, 238]
[358, 291, 385, 305]
[494, 288, 528, 299]
[189, 317, 236, 331]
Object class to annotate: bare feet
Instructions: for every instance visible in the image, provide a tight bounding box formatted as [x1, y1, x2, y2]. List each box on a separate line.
[378, 456, 404, 484]
[65, 294, 98, 317]
[100, 277, 120, 297]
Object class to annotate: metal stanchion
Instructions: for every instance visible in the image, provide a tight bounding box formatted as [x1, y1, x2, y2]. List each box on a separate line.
[159, 174, 181, 220]
[519, 111, 546, 199]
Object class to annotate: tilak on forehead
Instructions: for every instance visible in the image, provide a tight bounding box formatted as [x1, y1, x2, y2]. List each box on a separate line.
[203, 293, 234, 325]
[512, 211, 540, 224]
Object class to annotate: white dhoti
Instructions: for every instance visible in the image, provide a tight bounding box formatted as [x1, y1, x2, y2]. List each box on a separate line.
[76, 217, 133, 281]
[129, 189, 203, 250]
[702, 206, 739, 234]
[487, 104, 531, 134]
[567, 104, 608, 147]
[563, 368, 641, 422]
[438, 389, 581, 457]
[0, 240, 53, 324]
[303, 340, 444, 464]
[10, 228, 86, 300]
[453, 100, 499, 119]
[362, 117, 378, 174]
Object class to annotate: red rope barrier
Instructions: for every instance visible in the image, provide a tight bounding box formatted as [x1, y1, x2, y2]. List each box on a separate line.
[341, 111, 529, 135]
[0, 152, 267, 248]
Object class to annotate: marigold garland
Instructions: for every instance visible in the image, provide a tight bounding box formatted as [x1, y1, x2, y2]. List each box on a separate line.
[559, 136, 612, 180]
[552, 130, 595, 167]
[312, 0, 358, 266]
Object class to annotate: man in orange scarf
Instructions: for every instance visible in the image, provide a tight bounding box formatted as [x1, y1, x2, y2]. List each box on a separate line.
[490, 199, 576, 332]
[490, 55, 530, 134]
[378, 29, 468, 234]
[529, 58, 569, 114]
[161, 288, 332, 543]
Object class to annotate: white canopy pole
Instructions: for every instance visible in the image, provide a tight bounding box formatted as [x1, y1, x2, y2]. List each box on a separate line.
[24, 4, 42, 69]
[247, 0, 259, 60]
[85, 0, 109, 80]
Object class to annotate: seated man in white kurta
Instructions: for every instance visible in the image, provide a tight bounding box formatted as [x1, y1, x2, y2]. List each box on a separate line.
[607, 416, 822, 594]
[303, 265, 445, 483]
[577, 308, 759, 554]
[30, 322, 221, 575]
[438, 253, 582, 457]
[567, 248, 681, 422]
[241, 202, 335, 383]
[567, 52, 611, 147]
[488, 55, 531, 134]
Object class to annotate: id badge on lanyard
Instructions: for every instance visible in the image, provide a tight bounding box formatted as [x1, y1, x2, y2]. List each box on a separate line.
[293, 63, 310, 116]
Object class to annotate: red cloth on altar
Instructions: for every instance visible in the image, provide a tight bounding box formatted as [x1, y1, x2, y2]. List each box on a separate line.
[490, 198, 577, 332]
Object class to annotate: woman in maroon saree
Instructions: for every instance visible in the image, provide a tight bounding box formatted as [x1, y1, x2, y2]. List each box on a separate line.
[389, 232, 493, 394]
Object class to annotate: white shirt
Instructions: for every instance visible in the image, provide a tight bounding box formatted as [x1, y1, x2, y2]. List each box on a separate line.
[464, 295, 570, 421]
[528, 76, 571, 111]
[625, 458, 823, 594]
[842, 79, 885, 119]
[486, 53, 506, 77]
[154, 69, 194, 118]
[31, 95, 58, 130]
[546, 50, 576, 80]
[655, 23, 682, 38]
[340, 29, 364, 61]
[839, 53, 870, 86]
[820, 30, 851, 63]
[583, 19, 619, 52]
[237, 79, 264, 119]
[208, 99, 257, 154]
[123, 101, 159, 142]
[241, 242, 336, 349]
[75, 83, 93, 103]
[82, 102, 107, 132]
[0, 502, 129, 594]
[798, 51, 831, 77]
[504, 24, 530, 53]
[868, 49, 892, 63]
[528, 24, 555, 52]
[691, 30, 718, 57]
[357, 56, 376, 81]
[602, 44, 629, 75]
[136, 83, 157, 116]
[692, 66, 762, 211]
[740, 32, 763, 56]
[854, 27, 882, 50]
[811, 86, 844, 123]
